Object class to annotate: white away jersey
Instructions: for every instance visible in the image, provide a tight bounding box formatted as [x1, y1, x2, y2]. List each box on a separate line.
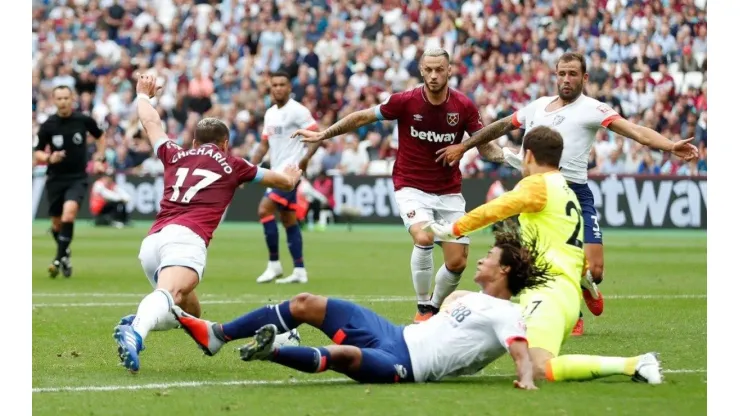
[402, 292, 527, 382]
[261, 99, 318, 171]
[513, 94, 621, 184]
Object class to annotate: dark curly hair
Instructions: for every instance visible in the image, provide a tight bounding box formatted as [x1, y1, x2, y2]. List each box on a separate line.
[493, 221, 554, 296]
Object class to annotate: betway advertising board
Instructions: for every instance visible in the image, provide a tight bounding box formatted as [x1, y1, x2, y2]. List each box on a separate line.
[32, 174, 707, 229]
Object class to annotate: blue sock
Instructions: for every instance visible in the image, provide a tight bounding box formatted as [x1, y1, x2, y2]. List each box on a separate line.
[221, 301, 297, 341]
[270, 346, 331, 373]
[285, 224, 304, 268]
[262, 217, 279, 261]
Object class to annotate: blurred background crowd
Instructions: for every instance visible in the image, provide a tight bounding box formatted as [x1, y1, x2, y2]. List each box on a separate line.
[32, 0, 708, 180]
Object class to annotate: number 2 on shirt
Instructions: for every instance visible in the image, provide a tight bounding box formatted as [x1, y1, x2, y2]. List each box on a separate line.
[170, 168, 222, 203]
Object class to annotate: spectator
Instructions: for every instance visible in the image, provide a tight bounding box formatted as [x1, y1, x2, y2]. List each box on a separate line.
[339, 135, 369, 175]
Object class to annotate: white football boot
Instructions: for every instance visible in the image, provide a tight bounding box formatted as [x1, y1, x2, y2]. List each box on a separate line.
[632, 352, 664, 385]
[275, 267, 308, 284]
[256, 261, 283, 283]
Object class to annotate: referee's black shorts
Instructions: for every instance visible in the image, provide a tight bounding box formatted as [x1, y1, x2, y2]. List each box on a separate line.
[46, 177, 89, 217]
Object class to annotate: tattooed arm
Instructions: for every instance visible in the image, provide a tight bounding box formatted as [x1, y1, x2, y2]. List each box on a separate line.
[293, 108, 379, 143]
[462, 115, 518, 151]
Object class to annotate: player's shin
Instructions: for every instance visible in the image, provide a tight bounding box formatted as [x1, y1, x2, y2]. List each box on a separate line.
[221, 300, 297, 340]
[131, 288, 176, 340]
[261, 215, 280, 262]
[269, 346, 332, 373]
[285, 224, 304, 268]
[431, 265, 462, 309]
[545, 355, 640, 381]
[411, 245, 435, 304]
[56, 221, 74, 260]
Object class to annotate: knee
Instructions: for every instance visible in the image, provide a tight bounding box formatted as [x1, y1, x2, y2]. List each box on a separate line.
[411, 229, 434, 247]
[445, 250, 468, 274]
[258, 207, 274, 219]
[444, 253, 468, 274]
[280, 211, 297, 227]
[61, 202, 79, 222]
[51, 218, 62, 231]
[289, 292, 318, 319]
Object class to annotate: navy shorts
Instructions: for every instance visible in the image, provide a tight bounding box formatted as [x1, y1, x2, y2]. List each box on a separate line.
[568, 182, 602, 245]
[265, 187, 298, 211]
[322, 299, 415, 383]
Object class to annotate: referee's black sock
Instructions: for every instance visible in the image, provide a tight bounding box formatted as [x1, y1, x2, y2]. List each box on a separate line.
[51, 229, 59, 243]
[56, 222, 74, 261]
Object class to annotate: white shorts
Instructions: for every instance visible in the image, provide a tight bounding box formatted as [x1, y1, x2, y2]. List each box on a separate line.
[138, 224, 207, 288]
[393, 187, 470, 245]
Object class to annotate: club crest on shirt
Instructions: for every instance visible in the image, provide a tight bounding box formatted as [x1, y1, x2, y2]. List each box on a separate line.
[406, 210, 416, 219]
[553, 115, 565, 126]
[596, 104, 611, 114]
[52, 135, 64, 148]
[447, 113, 459, 126]
[73, 132, 83, 145]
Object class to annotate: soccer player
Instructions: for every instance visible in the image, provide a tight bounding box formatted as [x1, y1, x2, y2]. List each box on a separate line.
[435, 52, 699, 335]
[427, 126, 663, 384]
[251, 71, 320, 284]
[293, 48, 503, 323]
[172, 227, 551, 387]
[112, 73, 302, 373]
[34, 85, 106, 278]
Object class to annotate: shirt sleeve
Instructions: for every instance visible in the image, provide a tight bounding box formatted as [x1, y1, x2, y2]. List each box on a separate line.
[492, 307, 528, 352]
[155, 138, 179, 162]
[452, 174, 548, 236]
[374, 91, 409, 121]
[591, 101, 622, 128]
[296, 105, 319, 130]
[511, 100, 538, 129]
[236, 158, 263, 184]
[34, 123, 50, 151]
[84, 115, 104, 139]
[464, 99, 485, 136]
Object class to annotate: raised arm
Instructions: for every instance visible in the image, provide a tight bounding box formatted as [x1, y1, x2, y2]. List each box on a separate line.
[607, 118, 698, 161]
[135, 73, 167, 149]
[292, 108, 379, 143]
[435, 115, 519, 166]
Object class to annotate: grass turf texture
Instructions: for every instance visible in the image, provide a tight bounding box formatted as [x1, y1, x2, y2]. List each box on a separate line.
[32, 222, 707, 415]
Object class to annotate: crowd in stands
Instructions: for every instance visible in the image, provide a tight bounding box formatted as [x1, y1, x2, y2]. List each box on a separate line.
[32, 0, 708, 180]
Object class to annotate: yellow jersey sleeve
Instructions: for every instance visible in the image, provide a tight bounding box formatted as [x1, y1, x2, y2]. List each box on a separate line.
[452, 174, 548, 236]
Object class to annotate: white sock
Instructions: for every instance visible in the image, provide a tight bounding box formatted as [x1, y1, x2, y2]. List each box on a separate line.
[411, 244, 434, 303]
[132, 289, 175, 340]
[431, 265, 462, 308]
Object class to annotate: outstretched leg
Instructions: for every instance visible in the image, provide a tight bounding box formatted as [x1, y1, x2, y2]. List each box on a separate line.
[240, 325, 408, 384]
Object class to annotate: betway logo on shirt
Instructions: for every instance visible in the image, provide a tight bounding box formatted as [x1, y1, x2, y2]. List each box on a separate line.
[410, 126, 456, 143]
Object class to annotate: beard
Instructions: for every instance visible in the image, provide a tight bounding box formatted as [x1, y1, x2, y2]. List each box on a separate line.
[425, 78, 448, 93]
[558, 83, 582, 102]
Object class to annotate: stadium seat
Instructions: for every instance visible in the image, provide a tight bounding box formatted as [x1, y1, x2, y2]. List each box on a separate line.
[682, 71, 704, 93]
[367, 160, 390, 176]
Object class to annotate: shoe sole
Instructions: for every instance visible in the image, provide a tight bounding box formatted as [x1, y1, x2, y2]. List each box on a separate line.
[239, 324, 277, 361]
[274, 278, 308, 284]
[256, 273, 283, 284]
[112, 326, 140, 373]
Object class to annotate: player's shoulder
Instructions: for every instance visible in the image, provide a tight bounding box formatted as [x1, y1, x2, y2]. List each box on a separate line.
[391, 85, 423, 102]
[40, 114, 59, 126]
[531, 95, 556, 108]
[449, 88, 474, 106]
[515, 173, 546, 190]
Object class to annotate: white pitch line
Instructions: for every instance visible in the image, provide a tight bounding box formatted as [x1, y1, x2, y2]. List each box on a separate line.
[31, 369, 706, 394]
[31, 293, 707, 308]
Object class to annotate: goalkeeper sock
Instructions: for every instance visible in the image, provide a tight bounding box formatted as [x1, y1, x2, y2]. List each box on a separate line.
[270, 346, 331, 373]
[131, 289, 177, 340]
[411, 245, 434, 303]
[431, 265, 462, 308]
[545, 355, 640, 381]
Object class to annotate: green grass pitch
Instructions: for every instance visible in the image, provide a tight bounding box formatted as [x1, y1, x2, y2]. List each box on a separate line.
[32, 222, 707, 415]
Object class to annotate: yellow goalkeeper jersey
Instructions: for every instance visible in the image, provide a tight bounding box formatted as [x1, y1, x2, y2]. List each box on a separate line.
[452, 171, 585, 291]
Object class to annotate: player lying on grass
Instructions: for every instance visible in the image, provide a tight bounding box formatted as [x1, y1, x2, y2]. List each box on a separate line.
[426, 125, 663, 384]
[172, 228, 559, 388]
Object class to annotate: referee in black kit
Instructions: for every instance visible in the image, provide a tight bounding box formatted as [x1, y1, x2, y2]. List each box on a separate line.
[34, 85, 106, 278]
